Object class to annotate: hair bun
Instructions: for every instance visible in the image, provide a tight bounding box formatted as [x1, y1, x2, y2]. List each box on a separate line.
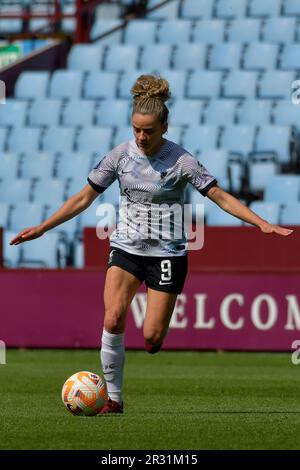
[131, 74, 171, 103]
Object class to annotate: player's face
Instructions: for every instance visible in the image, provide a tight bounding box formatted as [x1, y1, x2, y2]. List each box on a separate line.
[132, 113, 168, 156]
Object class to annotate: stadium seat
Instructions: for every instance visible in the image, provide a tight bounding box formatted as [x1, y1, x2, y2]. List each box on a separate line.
[76, 127, 113, 153]
[42, 127, 77, 153]
[273, 100, 300, 131]
[95, 100, 130, 127]
[0, 128, 8, 152]
[0, 99, 28, 127]
[113, 126, 133, 147]
[215, 0, 248, 19]
[280, 203, 300, 225]
[249, 201, 280, 224]
[237, 100, 273, 125]
[90, 20, 123, 44]
[62, 100, 95, 127]
[226, 19, 262, 43]
[172, 44, 207, 70]
[203, 100, 238, 126]
[187, 70, 222, 99]
[0, 178, 31, 203]
[123, 20, 158, 45]
[49, 71, 83, 99]
[264, 175, 300, 203]
[180, 0, 214, 19]
[280, 44, 300, 70]
[248, 160, 279, 192]
[104, 45, 139, 71]
[220, 125, 256, 160]
[0, 202, 9, 228]
[19, 232, 61, 268]
[283, 0, 300, 16]
[20, 152, 55, 179]
[147, 0, 179, 19]
[243, 43, 279, 70]
[192, 20, 225, 44]
[169, 100, 204, 126]
[206, 204, 243, 226]
[182, 126, 219, 154]
[67, 45, 106, 71]
[198, 149, 230, 189]
[118, 70, 150, 99]
[73, 240, 84, 268]
[28, 99, 62, 127]
[209, 43, 242, 70]
[0, 153, 20, 179]
[0, 19, 22, 34]
[157, 20, 192, 44]
[258, 71, 295, 100]
[139, 45, 173, 70]
[165, 126, 183, 144]
[14, 71, 50, 100]
[248, 0, 282, 18]
[262, 18, 297, 43]
[44, 203, 80, 239]
[223, 71, 258, 99]
[9, 202, 44, 231]
[156, 70, 187, 99]
[56, 153, 93, 180]
[3, 230, 22, 268]
[83, 71, 119, 100]
[32, 179, 65, 205]
[255, 125, 293, 165]
[7, 127, 42, 153]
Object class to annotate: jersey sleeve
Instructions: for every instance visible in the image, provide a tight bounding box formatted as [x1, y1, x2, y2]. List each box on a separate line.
[181, 154, 218, 196]
[87, 152, 117, 193]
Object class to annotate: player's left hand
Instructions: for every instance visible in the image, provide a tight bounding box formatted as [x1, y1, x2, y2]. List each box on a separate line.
[260, 223, 294, 236]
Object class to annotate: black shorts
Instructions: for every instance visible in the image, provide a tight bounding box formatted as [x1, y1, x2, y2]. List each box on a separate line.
[107, 248, 188, 294]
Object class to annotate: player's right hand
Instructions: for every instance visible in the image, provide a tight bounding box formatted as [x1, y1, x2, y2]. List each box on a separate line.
[9, 226, 45, 245]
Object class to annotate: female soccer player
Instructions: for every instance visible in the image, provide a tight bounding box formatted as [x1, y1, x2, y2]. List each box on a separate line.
[10, 75, 293, 414]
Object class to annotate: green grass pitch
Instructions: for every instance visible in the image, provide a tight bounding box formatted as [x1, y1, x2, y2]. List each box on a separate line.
[1, 349, 300, 450]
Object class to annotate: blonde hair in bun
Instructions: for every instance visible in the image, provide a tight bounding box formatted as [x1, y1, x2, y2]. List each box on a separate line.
[131, 74, 171, 123]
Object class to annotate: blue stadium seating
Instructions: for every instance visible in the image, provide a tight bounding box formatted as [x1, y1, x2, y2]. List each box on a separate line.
[226, 19, 261, 42]
[187, 70, 222, 99]
[20, 152, 55, 179]
[203, 100, 238, 125]
[182, 126, 218, 154]
[83, 71, 119, 100]
[165, 126, 183, 144]
[0, 178, 31, 203]
[62, 99, 95, 127]
[173, 44, 207, 70]
[220, 125, 256, 160]
[243, 43, 279, 70]
[157, 20, 192, 44]
[262, 17, 297, 43]
[280, 44, 300, 70]
[280, 203, 300, 225]
[156, 70, 187, 99]
[76, 127, 113, 153]
[15, 72, 50, 100]
[3, 231, 22, 268]
[198, 149, 230, 190]
[0, 202, 9, 229]
[9, 202, 44, 231]
[66, 178, 89, 199]
[105, 45, 139, 71]
[44, 203, 80, 239]
[206, 204, 243, 226]
[273, 100, 300, 131]
[28, 99, 62, 127]
[91, 20, 123, 44]
[113, 126, 133, 147]
[223, 71, 258, 99]
[264, 175, 300, 203]
[192, 20, 225, 43]
[0, 99, 28, 127]
[248, 0, 282, 18]
[49, 71, 83, 99]
[95, 100, 130, 127]
[123, 20, 158, 45]
[147, 0, 179, 19]
[180, 0, 214, 19]
[283, 0, 300, 16]
[237, 100, 273, 125]
[249, 201, 280, 224]
[0, 153, 20, 179]
[209, 43, 242, 70]
[255, 125, 293, 164]
[215, 0, 248, 19]
[19, 232, 61, 268]
[32, 179, 65, 205]
[42, 127, 77, 153]
[67, 45, 106, 71]
[248, 160, 279, 192]
[258, 71, 295, 99]
[55, 153, 93, 180]
[169, 100, 204, 126]
[8, 127, 42, 153]
[0, 128, 8, 151]
[118, 70, 150, 99]
[139, 45, 173, 70]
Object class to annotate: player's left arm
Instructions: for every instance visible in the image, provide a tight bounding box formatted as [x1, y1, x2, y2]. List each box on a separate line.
[206, 185, 293, 236]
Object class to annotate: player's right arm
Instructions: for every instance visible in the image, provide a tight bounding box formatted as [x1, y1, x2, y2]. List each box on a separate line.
[10, 184, 99, 245]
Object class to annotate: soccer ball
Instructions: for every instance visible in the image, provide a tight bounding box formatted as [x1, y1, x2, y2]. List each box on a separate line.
[62, 371, 108, 416]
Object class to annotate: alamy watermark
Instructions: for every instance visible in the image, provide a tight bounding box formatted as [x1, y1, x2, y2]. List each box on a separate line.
[92, 202, 205, 251]
[0, 80, 6, 104]
[0, 340, 6, 365]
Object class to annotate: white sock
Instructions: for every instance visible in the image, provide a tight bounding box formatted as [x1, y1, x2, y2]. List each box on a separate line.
[100, 329, 125, 404]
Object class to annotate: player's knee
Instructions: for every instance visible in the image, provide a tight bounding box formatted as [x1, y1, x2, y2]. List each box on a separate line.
[104, 306, 126, 334]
